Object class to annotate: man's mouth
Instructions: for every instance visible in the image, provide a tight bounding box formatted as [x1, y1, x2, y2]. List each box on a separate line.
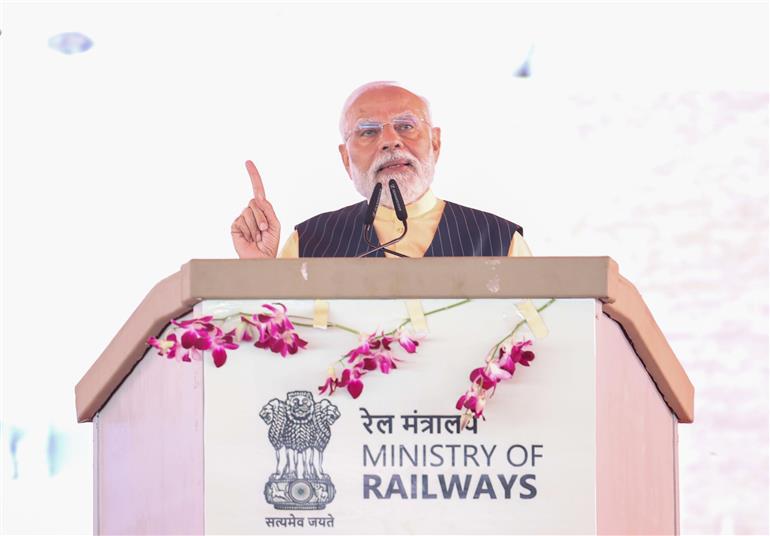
[377, 160, 413, 173]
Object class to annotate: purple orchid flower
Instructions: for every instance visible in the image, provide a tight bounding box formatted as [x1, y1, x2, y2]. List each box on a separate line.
[259, 329, 308, 357]
[456, 389, 487, 418]
[236, 315, 264, 343]
[469, 367, 497, 390]
[345, 332, 381, 361]
[258, 303, 295, 336]
[376, 351, 399, 374]
[210, 329, 239, 367]
[337, 368, 364, 399]
[395, 329, 420, 353]
[318, 370, 338, 395]
[147, 333, 179, 359]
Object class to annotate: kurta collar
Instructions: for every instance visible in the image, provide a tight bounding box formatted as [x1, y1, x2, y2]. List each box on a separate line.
[374, 189, 438, 222]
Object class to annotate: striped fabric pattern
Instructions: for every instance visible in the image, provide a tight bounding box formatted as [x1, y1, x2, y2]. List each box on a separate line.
[295, 200, 522, 258]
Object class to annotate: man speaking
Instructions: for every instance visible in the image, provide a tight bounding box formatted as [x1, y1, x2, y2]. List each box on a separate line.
[231, 82, 527, 258]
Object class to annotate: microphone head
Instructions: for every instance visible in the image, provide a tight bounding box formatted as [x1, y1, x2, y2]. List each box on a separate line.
[388, 179, 408, 222]
[364, 182, 383, 226]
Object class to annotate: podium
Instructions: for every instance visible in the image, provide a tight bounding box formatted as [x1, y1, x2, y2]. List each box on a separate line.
[76, 258, 693, 535]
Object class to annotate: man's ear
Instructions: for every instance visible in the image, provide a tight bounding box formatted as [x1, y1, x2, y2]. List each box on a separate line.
[339, 144, 352, 179]
[431, 127, 442, 162]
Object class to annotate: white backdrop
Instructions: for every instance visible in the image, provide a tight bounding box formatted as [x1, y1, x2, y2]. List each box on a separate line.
[1, 2, 767, 534]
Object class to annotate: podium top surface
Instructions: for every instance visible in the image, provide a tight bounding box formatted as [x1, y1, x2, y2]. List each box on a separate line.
[75, 257, 694, 423]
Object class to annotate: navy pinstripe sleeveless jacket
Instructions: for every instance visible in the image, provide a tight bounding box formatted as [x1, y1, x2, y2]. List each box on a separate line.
[295, 200, 522, 257]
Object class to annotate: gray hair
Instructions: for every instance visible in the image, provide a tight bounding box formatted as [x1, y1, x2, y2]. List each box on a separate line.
[338, 81, 433, 140]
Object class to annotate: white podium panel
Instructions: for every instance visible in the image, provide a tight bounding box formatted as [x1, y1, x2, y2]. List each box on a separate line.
[201, 298, 597, 535]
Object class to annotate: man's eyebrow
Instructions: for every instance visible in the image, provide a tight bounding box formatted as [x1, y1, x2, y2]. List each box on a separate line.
[353, 112, 420, 124]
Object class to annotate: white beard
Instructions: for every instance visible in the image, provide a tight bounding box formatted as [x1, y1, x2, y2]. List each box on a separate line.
[350, 149, 435, 208]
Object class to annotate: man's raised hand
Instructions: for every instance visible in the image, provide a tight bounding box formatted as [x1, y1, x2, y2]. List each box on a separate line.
[231, 160, 281, 258]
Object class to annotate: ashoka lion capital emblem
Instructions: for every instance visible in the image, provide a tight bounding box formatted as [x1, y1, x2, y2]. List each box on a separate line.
[260, 391, 340, 510]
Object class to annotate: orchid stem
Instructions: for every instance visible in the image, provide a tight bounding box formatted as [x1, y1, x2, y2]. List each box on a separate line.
[388, 298, 472, 335]
[206, 310, 360, 336]
[289, 316, 359, 335]
[296, 299, 474, 338]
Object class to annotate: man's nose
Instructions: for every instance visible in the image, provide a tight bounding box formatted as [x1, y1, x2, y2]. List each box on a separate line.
[380, 123, 402, 151]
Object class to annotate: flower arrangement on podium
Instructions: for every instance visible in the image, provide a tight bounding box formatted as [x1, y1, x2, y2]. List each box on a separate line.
[148, 299, 555, 425]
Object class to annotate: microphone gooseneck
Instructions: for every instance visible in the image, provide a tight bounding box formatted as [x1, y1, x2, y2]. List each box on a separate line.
[364, 182, 382, 226]
[357, 180, 410, 258]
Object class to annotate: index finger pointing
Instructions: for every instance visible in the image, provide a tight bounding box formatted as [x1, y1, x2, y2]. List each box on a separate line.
[245, 160, 266, 200]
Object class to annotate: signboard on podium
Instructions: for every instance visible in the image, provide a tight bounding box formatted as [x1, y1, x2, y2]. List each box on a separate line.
[202, 298, 596, 534]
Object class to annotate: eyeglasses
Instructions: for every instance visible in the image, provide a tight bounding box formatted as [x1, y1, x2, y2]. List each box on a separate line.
[345, 114, 428, 144]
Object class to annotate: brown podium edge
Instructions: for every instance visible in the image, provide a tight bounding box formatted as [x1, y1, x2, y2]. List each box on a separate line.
[75, 257, 694, 424]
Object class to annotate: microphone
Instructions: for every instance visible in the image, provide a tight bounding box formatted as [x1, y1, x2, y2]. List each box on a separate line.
[358, 180, 410, 258]
[364, 182, 382, 226]
[388, 179, 408, 222]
